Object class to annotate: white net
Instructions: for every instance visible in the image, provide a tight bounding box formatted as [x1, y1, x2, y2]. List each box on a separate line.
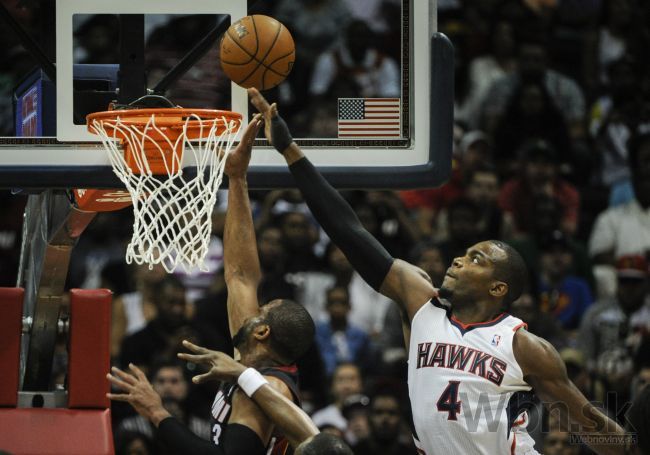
[89, 112, 241, 273]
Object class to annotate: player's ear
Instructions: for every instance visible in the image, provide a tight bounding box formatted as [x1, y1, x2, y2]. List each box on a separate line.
[489, 281, 508, 299]
[252, 323, 271, 341]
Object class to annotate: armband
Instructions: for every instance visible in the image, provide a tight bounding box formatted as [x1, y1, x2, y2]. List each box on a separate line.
[270, 115, 294, 154]
[237, 368, 269, 397]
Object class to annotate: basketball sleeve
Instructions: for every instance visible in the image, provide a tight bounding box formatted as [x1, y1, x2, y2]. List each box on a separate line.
[288, 157, 394, 291]
[157, 418, 266, 455]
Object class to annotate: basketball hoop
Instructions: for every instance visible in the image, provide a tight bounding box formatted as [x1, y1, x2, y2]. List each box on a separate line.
[87, 106, 242, 273]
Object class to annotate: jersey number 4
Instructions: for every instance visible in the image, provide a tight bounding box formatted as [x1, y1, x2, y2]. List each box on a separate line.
[437, 381, 462, 420]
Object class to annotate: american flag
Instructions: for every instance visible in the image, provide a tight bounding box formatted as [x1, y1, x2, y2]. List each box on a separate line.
[337, 98, 401, 138]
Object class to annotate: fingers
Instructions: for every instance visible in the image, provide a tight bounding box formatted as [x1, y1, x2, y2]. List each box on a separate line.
[177, 352, 210, 364]
[270, 103, 278, 117]
[128, 363, 148, 382]
[111, 366, 137, 386]
[191, 372, 214, 385]
[182, 339, 209, 354]
[107, 392, 132, 402]
[107, 373, 134, 392]
[248, 88, 271, 114]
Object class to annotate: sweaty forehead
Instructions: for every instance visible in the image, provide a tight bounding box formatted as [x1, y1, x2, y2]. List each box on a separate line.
[471, 241, 508, 262]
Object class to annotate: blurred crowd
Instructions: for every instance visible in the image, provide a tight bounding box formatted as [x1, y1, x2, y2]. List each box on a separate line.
[1, 0, 650, 454]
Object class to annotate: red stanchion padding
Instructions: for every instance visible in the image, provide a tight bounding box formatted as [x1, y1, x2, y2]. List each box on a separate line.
[0, 408, 114, 454]
[68, 289, 112, 409]
[0, 288, 24, 407]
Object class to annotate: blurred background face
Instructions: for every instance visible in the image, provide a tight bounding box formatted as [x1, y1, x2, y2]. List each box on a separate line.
[519, 44, 547, 81]
[519, 84, 545, 117]
[258, 227, 285, 267]
[543, 431, 580, 455]
[416, 247, 447, 285]
[155, 282, 187, 329]
[632, 140, 650, 206]
[525, 160, 556, 186]
[467, 171, 499, 206]
[492, 22, 515, 57]
[152, 366, 188, 401]
[326, 287, 351, 324]
[448, 206, 479, 242]
[331, 364, 362, 402]
[346, 21, 372, 62]
[510, 293, 537, 324]
[281, 212, 312, 250]
[369, 395, 402, 442]
[540, 247, 573, 279]
[616, 278, 648, 313]
[327, 245, 353, 275]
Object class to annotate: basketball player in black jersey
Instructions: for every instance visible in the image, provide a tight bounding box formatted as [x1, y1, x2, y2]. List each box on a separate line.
[107, 116, 331, 454]
[246, 88, 636, 454]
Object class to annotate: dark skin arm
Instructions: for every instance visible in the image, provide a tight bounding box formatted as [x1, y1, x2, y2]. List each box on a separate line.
[223, 115, 263, 337]
[248, 88, 437, 322]
[514, 329, 627, 455]
[179, 340, 318, 448]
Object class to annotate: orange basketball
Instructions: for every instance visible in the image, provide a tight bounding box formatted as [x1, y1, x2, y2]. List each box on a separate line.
[220, 15, 295, 91]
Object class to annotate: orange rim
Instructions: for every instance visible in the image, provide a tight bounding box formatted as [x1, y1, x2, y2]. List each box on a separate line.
[86, 108, 242, 137]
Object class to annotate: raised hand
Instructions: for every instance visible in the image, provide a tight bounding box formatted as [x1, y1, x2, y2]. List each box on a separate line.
[248, 88, 294, 154]
[107, 364, 170, 425]
[225, 113, 262, 179]
[178, 340, 246, 384]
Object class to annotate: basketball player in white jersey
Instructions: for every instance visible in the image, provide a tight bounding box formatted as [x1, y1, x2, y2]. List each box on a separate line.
[248, 88, 632, 455]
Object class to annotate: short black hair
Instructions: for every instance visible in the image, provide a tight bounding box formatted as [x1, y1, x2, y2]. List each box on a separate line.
[489, 240, 528, 308]
[264, 299, 315, 363]
[152, 274, 185, 298]
[299, 433, 354, 455]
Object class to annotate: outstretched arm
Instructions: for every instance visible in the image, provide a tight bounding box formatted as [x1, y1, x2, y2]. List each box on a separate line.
[179, 341, 318, 448]
[514, 330, 628, 455]
[107, 364, 269, 454]
[223, 116, 264, 337]
[249, 89, 436, 321]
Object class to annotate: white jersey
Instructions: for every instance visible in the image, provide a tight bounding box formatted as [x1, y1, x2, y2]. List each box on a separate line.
[408, 299, 540, 455]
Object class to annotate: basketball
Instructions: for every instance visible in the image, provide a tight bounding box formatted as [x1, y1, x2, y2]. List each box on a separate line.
[220, 15, 295, 91]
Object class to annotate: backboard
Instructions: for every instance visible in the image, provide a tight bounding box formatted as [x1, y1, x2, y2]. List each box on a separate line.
[0, 0, 453, 189]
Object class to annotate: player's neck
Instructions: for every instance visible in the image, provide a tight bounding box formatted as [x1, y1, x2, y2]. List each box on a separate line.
[239, 349, 285, 369]
[451, 300, 503, 324]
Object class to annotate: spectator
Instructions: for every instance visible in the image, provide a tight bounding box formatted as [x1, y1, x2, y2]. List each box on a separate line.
[111, 264, 165, 359]
[274, 0, 351, 114]
[578, 255, 650, 399]
[341, 394, 371, 446]
[116, 361, 210, 441]
[493, 80, 572, 168]
[589, 132, 650, 264]
[595, 0, 636, 84]
[480, 38, 585, 139]
[508, 195, 594, 289]
[312, 363, 364, 438]
[114, 431, 155, 455]
[461, 20, 517, 129]
[537, 230, 593, 331]
[119, 275, 213, 371]
[279, 211, 321, 272]
[463, 163, 509, 239]
[352, 392, 416, 455]
[363, 191, 419, 258]
[510, 292, 567, 350]
[315, 286, 375, 377]
[435, 198, 482, 265]
[499, 140, 580, 236]
[256, 225, 294, 303]
[288, 243, 393, 336]
[310, 20, 399, 99]
[409, 242, 447, 287]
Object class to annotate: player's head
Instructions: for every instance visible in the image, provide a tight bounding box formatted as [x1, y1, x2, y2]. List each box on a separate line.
[295, 433, 354, 455]
[231, 299, 315, 364]
[439, 240, 527, 311]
